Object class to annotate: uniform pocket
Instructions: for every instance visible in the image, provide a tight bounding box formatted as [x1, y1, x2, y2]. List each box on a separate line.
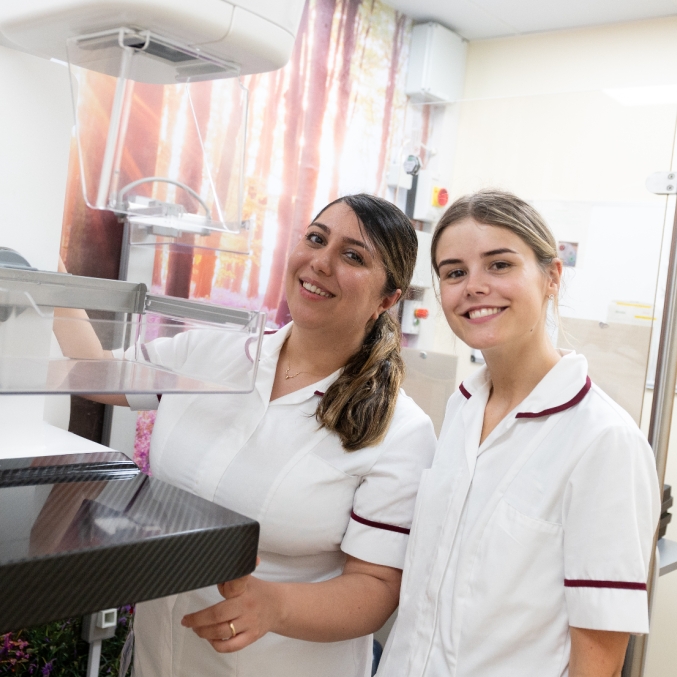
[457, 500, 569, 676]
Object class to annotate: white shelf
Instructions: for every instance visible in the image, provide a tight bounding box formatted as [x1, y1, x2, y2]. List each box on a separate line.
[658, 538, 677, 576]
[0, 422, 112, 461]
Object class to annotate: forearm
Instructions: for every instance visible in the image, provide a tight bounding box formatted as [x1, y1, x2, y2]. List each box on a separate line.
[569, 627, 629, 677]
[54, 257, 107, 361]
[53, 307, 128, 407]
[53, 307, 109, 360]
[267, 571, 399, 642]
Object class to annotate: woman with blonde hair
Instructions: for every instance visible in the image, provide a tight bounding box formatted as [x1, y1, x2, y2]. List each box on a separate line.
[378, 190, 659, 677]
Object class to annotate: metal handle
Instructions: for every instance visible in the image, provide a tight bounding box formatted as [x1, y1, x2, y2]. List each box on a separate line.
[0, 268, 147, 314]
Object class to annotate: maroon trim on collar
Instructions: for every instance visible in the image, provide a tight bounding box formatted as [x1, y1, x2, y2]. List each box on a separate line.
[314, 390, 325, 397]
[459, 383, 472, 400]
[245, 328, 279, 362]
[516, 376, 591, 419]
[350, 510, 410, 535]
[565, 579, 646, 591]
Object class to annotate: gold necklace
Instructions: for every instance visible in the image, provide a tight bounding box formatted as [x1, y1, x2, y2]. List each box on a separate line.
[285, 360, 308, 380]
[283, 334, 313, 379]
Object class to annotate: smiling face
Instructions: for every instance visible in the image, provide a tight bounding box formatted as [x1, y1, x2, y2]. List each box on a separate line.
[285, 202, 400, 339]
[435, 217, 561, 354]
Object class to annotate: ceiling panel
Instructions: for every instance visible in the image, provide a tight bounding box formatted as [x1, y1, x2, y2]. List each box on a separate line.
[384, 0, 677, 40]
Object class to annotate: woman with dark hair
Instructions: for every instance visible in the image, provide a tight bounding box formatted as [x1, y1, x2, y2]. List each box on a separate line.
[56, 194, 436, 677]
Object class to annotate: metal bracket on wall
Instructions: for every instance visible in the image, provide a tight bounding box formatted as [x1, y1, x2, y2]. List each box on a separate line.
[646, 172, 677, 195]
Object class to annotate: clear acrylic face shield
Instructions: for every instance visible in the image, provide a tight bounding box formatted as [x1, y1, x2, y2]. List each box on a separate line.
[67, 27, 251, 257]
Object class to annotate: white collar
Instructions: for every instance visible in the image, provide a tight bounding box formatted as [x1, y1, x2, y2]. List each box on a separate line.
[256, 322, 341, 406]
[459, 351, 591, 420]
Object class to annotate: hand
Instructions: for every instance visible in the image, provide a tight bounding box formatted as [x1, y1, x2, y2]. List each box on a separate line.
[181, 560, 281, 653]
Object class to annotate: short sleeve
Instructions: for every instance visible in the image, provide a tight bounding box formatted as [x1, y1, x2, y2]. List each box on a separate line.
[562, 424, 660, 633]
[340, 396, 437, 569]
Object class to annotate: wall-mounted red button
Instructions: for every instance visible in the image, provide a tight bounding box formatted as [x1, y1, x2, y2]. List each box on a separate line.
[414, 308, 429, 319]
[432, 187, 449, 207]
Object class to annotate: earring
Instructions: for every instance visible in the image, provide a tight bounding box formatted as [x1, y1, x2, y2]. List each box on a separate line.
[548, 294, 555, 301]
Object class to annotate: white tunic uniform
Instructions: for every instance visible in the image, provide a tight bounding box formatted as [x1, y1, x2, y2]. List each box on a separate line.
[378, 352, 660, 677]
[123, 323, 436, 677]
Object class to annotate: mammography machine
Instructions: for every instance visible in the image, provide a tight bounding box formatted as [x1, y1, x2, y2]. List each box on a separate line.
[0, 1, 305, 672]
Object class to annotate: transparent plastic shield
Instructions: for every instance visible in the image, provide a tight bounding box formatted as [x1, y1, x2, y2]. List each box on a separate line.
[0, 286, 265, 395]
[67, 28, 251, 255]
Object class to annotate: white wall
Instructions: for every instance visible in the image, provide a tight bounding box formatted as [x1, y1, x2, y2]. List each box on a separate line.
[426, 16, 677, 676]
[427, 16, 677, 352]
[0, 47, 72, 270]
[461, 17, 677, 100]
[0, 47, 76, 448]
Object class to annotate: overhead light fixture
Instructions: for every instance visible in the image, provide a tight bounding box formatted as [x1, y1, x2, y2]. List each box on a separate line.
[604, 84, 677, 107]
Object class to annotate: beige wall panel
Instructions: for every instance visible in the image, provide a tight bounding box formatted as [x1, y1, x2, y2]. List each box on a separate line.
[401, 348, 458, 435]
[560, 318, 650, 423]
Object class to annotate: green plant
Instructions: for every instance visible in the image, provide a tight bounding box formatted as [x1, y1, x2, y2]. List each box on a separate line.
[1, 606, 133, 676]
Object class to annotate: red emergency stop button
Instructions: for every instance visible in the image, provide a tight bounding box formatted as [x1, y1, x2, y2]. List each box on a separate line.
[432, 187, 449, 207]
[414, 308, 429, 319]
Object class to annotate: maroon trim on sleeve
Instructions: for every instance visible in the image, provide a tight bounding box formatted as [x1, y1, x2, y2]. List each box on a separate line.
[459, 383, 472, 400]
[516, 376, 591, 419]
[350, 510, 410, 535]
[564, 579, 646, 591]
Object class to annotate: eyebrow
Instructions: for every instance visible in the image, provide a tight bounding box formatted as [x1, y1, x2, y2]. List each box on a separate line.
[482, 248, 518, 257]
[437, 248, 519, 267]
[310, 222, 368, 250]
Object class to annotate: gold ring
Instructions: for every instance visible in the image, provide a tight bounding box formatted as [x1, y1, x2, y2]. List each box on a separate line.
[229, 622, 237, 639]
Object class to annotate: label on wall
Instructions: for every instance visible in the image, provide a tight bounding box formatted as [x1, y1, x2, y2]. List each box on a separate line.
[607, 300, 655, 327]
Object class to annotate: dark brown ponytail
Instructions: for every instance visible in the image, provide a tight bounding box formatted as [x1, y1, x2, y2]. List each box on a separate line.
[313, 194, 418, 451]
